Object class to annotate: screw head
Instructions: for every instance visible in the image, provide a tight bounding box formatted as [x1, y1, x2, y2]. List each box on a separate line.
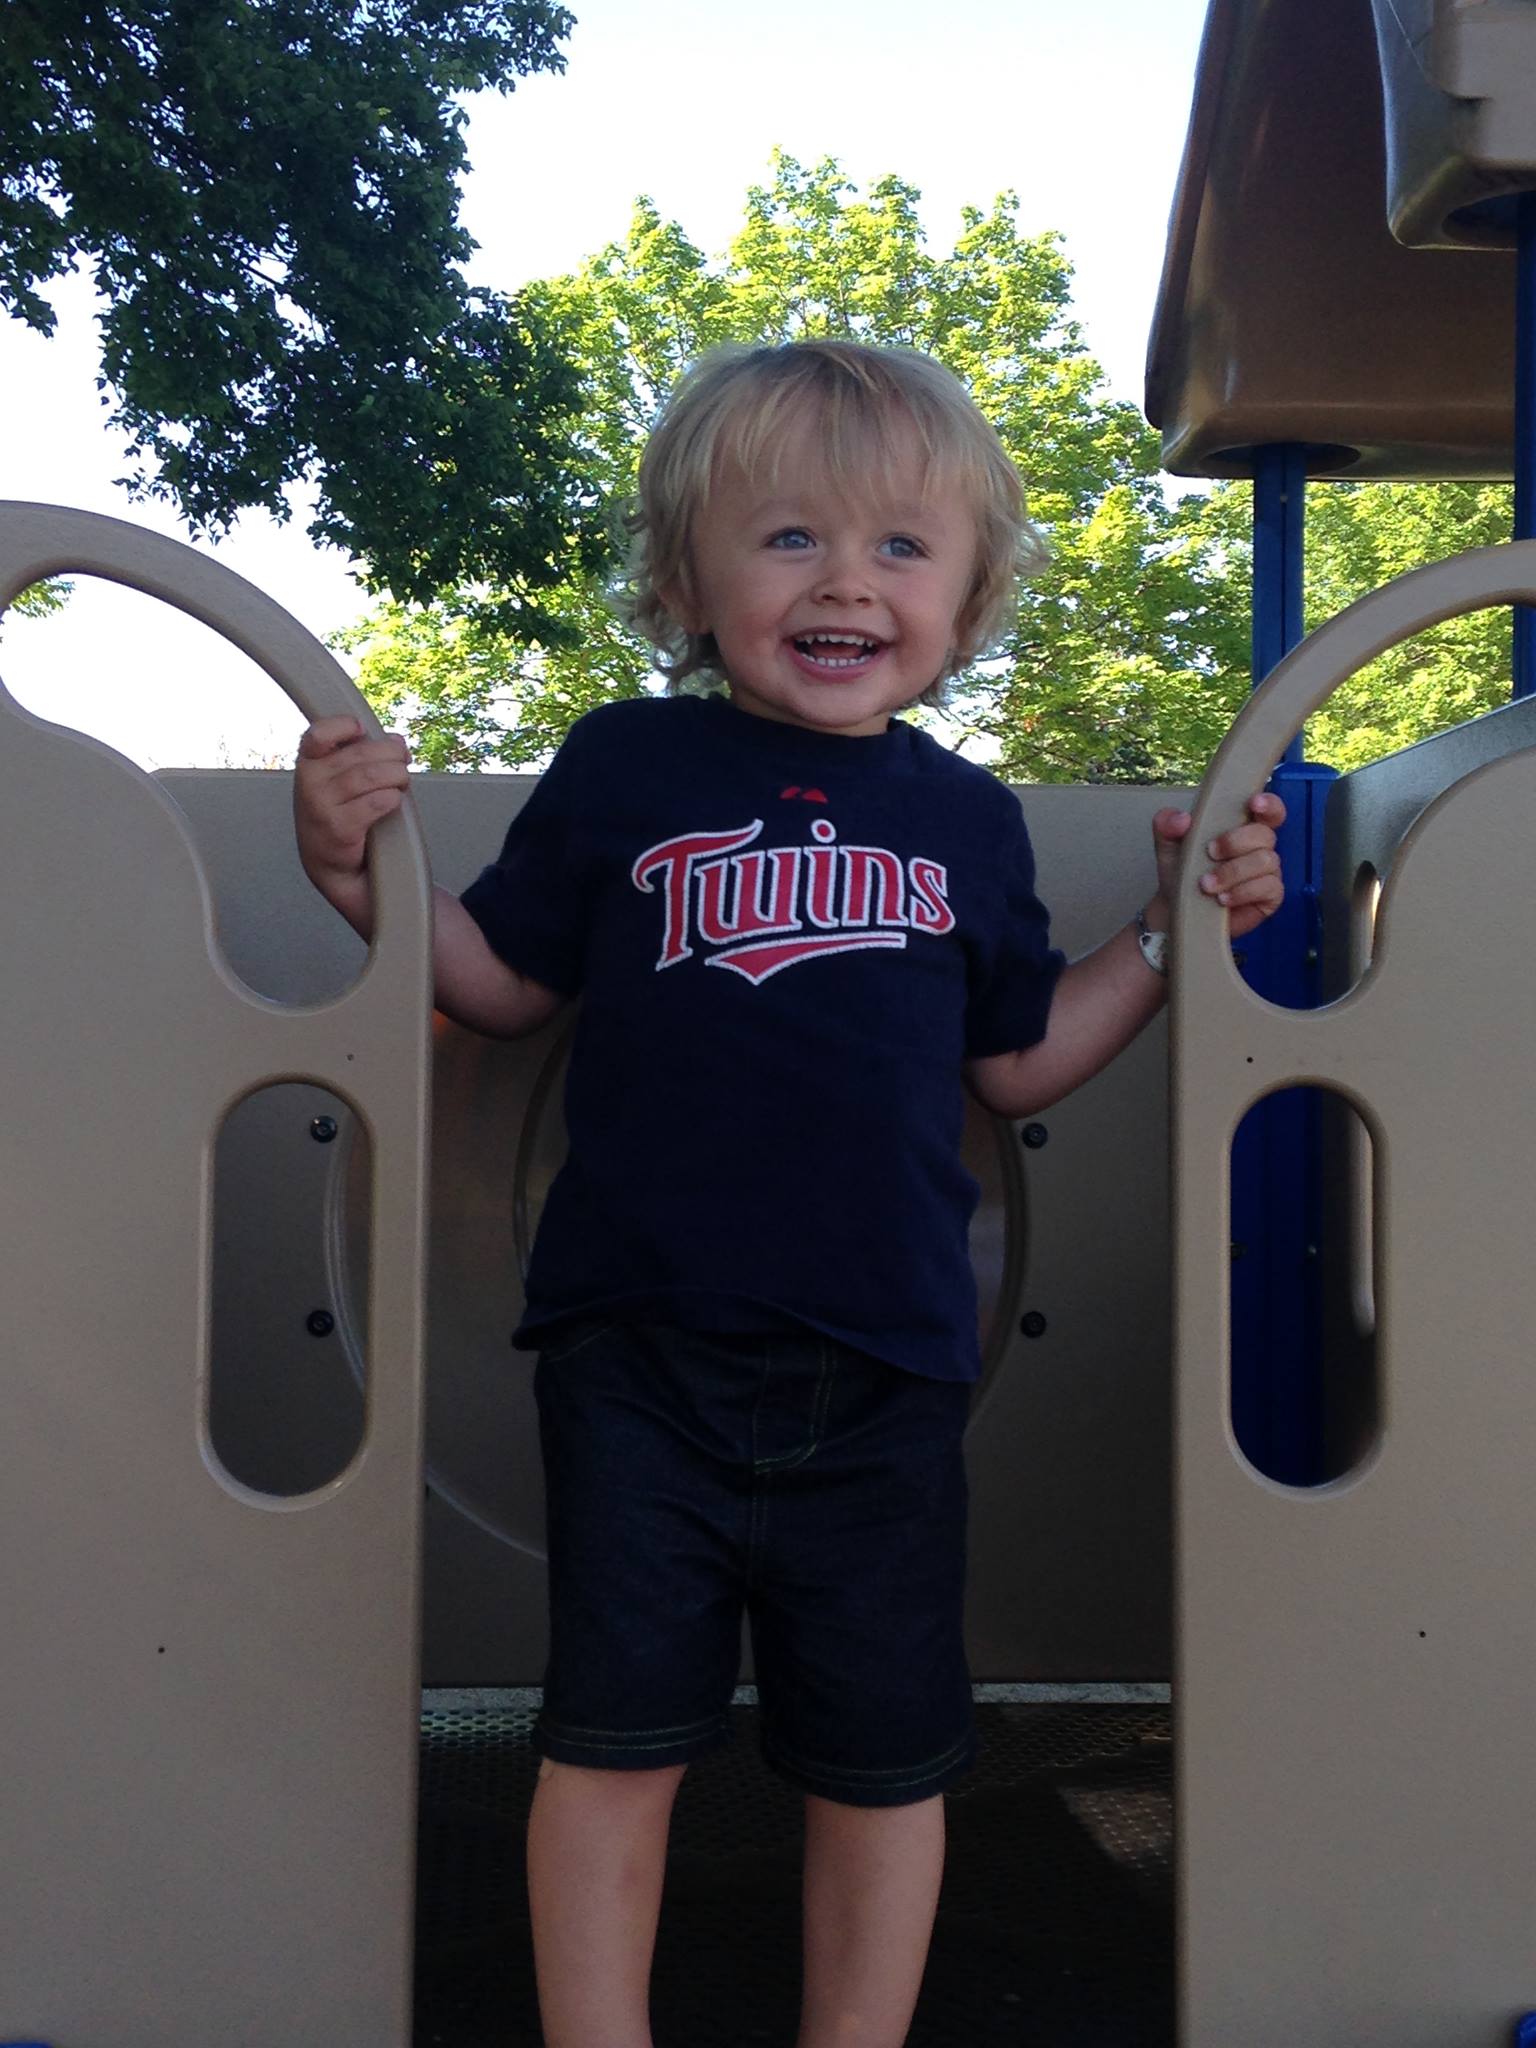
[309, 1115, 339, 1144]
[1019, 1311, 1047, 1339]
[1021, 1123, 1049, 1150]
[306, 1309, 336, 1338]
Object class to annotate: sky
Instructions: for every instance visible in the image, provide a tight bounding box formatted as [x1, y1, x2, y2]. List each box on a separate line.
[0, 0, 1213, 769]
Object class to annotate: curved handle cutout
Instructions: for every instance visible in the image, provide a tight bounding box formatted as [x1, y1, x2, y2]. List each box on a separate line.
[0, 500, 428, 978]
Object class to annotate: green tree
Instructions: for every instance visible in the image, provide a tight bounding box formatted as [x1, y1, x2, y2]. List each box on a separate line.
[1181, 476, 1518, 772]
[343, 154, 1253, 778]
[2, 579, 72, 624]
[342, 153, 1521, 780]
[1300, 480, 1513, 770]
[3, 0, 603, 623]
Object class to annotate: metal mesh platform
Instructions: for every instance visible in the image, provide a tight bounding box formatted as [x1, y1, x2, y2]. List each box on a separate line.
[415, 1696, 1173, 2047]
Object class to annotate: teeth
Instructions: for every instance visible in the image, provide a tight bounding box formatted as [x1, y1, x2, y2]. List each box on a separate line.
[794, 632, 879, 669]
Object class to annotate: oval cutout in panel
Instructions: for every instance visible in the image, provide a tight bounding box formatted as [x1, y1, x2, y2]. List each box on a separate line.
[209, 1082, 370, 1497]
[1351, 860, 1382, 981]
[1229, 1084, 1378, 1489]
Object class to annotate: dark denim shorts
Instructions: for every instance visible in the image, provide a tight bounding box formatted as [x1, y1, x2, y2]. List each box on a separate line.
[532, 1319, 976, 1807]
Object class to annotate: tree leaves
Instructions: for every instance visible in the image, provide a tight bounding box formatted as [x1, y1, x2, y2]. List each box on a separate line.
[1, 578, 73, 626]
[1300, 479, 1513, 770]
[3, 0, 597, 618]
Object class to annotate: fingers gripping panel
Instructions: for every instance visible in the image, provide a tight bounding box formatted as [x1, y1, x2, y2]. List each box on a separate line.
[1174, 575, 1536, 2035]
[0, 513, 430, 2046]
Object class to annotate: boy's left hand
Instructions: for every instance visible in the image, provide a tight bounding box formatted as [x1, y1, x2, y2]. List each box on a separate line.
[1151, 792, 1286, 940]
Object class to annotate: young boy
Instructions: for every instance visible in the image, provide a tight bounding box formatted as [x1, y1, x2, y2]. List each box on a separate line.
[294, 340, 1283, 2048]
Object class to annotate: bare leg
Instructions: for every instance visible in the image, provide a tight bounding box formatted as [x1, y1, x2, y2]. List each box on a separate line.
[796, 1792, 946, 2048]
[526, 1756, 687, 2048]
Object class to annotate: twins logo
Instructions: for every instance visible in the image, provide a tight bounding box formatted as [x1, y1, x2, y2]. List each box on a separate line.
[631, 816, 955, 984]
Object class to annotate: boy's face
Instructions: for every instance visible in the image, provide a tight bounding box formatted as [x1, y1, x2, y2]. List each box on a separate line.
[677, 420, 978, 737]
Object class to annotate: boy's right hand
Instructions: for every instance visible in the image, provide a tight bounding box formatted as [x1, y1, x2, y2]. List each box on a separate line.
[293, 716, 411, 926]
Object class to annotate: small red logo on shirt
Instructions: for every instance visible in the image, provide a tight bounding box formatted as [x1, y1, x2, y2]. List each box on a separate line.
[631, 817, 955, 983]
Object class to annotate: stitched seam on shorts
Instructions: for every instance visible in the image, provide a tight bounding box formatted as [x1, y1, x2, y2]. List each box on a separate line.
[541, 1712, 725, 1743]
[751, 1337, 835, 1474]
[541, 1726, 727, 1755]
[764, 1730, 973, 1787]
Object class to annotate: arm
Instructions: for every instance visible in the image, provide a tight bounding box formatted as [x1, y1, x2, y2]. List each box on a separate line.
[966, 794, 1285, 1119]
[293, 717, 564, 1040]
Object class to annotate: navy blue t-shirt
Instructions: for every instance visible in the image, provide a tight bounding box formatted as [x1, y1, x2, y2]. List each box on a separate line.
[460, 694, 1063, 1381]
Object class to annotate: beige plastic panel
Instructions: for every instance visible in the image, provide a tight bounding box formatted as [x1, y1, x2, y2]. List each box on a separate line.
[1307, 692, 1536, 1481]
[162, 771, 1187, 1684]
[1376, 0, 1536, 251]
[1147, 0, 1519, 480]
[1173, 539, 1536, 2046]
[0, 505, 431, 2047]
[1321, 688, 1536, 1001]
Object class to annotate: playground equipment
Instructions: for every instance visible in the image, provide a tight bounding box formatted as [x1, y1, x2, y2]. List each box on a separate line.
[1174, 547, 1536, 2048]
[8, 0, 1536, 2038]
[0, 498, 1187, 2044]
[1147, 0, 1536, 484]
[1153, 0, 1536, 2039]
[0, 506, 432, 2046]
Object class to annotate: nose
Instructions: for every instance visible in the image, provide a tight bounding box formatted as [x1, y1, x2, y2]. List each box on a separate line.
[812, 540, 874, 606]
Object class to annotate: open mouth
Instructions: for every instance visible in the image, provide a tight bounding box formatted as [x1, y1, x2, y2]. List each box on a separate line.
[791, 632, 883, 671]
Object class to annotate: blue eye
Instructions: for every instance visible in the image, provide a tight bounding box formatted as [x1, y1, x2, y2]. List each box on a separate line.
[768, 527, 813, 550]
[882, 534, 924, 559]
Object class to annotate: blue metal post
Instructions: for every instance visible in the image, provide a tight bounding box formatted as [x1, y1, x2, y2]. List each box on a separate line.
[1243, 446, 1330, 1021]
[1251, 445, 1308, 755]
[1515, 190, 1536, 696]
[1229, 445, 1336, 1487]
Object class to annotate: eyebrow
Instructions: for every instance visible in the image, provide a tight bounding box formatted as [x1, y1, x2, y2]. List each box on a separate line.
[745, 494, 949, 527]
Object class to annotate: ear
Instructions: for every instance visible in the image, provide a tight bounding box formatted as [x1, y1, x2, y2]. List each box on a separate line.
[659, 574, 706, 636]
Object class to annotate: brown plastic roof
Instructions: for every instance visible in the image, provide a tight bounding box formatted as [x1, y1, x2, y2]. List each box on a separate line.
[1146, 0, 1536, 480]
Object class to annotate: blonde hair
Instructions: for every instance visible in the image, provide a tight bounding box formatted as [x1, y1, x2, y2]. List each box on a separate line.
[617, 339, 1047, 703]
